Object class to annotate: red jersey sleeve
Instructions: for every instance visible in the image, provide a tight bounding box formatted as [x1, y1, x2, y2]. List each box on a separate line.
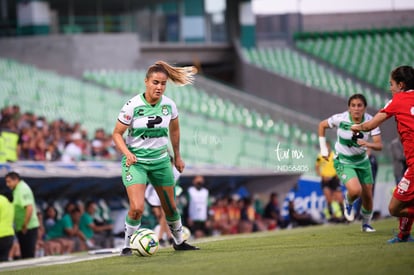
[380, 97, 399, 118]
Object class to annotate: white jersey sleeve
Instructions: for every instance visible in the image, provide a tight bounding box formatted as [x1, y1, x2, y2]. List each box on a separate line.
[327, 113, 343, 128]
[171, 100, 178, 120]
[117, 97, 136, 125]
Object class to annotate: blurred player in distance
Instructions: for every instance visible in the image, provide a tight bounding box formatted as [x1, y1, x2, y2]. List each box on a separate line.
[315, 140, 344, 222]
[351, 65, 414, 243]
[319, 94, 383, 232]
[112, 60, 199, 256]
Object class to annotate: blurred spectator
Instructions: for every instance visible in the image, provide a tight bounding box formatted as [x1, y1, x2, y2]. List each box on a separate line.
[227, 196, 241, 234]
[0, 188, 14, 262]
[1, 105, 119, 162]
[79, 200, 113, 249]
[5, 171, 39, 259]
[45, 141, 61, 161]
[288, 200, 321, 228]
[238, 197, 266, 233]
[0, 115, 19, 162]
[36, 210, 61, 256]
[61, 132, 84, 162]
[210, 196, 232, 235]
[91, 128, 106, 160]
[186, 175, 210, 238]
[263, 192, 282, 230]
[44, 205, 59, 233]
[45, 205, 89, 253]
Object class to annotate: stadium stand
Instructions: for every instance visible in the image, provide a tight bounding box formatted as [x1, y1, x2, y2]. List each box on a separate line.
[294, 27, 414, 92]
[242, 46, 390, 110]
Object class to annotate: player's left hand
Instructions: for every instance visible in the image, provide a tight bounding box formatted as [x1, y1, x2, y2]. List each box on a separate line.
[174, 156, 185, 173]
[357, 139, 367, 147]
[350, 124, 360, 133]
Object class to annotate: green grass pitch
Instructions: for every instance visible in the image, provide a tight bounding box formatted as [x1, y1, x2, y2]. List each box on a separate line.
[2, 218, 413, 275]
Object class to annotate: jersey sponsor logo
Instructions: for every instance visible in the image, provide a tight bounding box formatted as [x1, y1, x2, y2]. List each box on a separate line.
[146, 116, 163, 128]
[397, 177, 410, 194]
[140, 128, 167, 140]
[123, 114, 131, 121]
[162, 105, 169, 116]
[339, 121, 353, 130]
[136, 109, 145, 116]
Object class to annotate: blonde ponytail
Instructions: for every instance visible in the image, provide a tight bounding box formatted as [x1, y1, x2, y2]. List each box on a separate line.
[146, 60, 198, 86]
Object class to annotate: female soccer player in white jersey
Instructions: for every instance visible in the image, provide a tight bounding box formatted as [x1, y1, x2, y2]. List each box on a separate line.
[318, 94, 383, 232]
[112, 61, 199, 255]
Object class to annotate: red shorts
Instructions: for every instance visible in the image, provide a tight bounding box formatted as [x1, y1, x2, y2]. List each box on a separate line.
[393, 168, 414, 202]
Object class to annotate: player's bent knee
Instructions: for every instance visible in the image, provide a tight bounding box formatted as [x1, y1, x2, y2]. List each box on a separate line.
[388, 205, 400, 217]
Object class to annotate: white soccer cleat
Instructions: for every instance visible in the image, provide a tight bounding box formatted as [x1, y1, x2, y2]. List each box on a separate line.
[362, 224, 376, 232]
[343, 200, 355, 222]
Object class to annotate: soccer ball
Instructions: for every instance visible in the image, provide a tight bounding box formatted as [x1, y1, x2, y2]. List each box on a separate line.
[182, 226, 191, 241]
[130, 228, 159, 257]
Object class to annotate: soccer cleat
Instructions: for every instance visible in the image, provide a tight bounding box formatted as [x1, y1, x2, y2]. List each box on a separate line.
[173, 241, 200, 251]
[387, 235, 414, 243]
[343, 200, 355, 222]
[86, 239, 95, 249]
[362, 224, 376, 232]
[120, 247, 132, 256]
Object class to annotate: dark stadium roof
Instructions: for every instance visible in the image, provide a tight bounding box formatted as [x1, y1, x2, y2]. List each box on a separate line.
[0, 161, 298, 200]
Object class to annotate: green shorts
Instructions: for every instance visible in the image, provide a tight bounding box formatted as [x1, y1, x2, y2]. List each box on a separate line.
[334, 157, 374, 185]
[121, 156, 174, 187]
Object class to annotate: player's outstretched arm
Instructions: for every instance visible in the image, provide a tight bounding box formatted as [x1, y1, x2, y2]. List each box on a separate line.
[351, 112, 388, 132]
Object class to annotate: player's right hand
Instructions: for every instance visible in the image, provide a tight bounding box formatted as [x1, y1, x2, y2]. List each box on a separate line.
[125, 152, 137, 166]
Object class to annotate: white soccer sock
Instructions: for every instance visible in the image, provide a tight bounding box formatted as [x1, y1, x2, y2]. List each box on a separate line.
[167, 219, 183, 245]
[361, 207, 373, 225]
[124, 222, 140, 248]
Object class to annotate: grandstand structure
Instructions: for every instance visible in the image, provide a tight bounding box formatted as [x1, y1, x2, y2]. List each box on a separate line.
[1, 0, 412, 201]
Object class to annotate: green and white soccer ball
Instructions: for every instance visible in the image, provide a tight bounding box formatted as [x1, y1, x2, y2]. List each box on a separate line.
[130, 228, 159, 257]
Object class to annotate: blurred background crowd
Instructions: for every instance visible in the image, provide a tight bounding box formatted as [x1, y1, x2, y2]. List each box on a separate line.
[0, 105, 121, 163]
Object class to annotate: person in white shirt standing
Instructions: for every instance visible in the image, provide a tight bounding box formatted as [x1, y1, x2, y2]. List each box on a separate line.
[186, 175, 210, 238]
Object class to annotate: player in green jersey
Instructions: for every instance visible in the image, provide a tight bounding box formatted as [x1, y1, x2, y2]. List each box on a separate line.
[318, 94, 383, 232]
[112, 60, 199, 255]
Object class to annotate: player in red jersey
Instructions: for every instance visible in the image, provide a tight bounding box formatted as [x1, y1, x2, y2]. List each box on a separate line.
[351, 65, 414, 243]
